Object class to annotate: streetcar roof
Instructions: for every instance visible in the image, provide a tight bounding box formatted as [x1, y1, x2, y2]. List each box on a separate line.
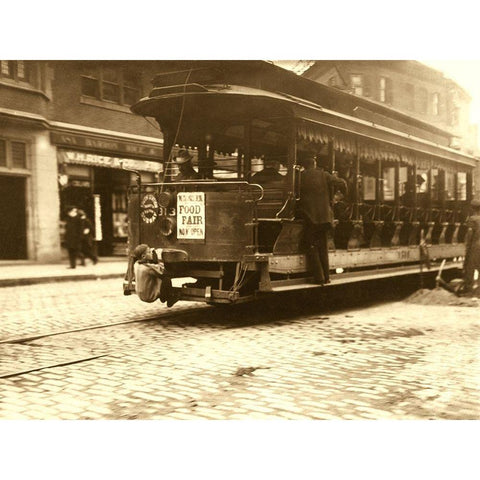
[131, 61, 477, 168]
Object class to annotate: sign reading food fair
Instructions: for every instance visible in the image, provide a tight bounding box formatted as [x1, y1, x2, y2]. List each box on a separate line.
[177, 192, 205, 240]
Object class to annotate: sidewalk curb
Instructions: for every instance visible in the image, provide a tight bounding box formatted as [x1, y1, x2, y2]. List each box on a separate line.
[0, 273, 124, 288]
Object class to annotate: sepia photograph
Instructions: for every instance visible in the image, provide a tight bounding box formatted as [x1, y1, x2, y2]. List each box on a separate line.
[1, 3, 479, 479]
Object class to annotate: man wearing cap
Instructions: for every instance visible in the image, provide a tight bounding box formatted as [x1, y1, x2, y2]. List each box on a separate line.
[463, 198, 480, 293]
[174, 149, 201, 181]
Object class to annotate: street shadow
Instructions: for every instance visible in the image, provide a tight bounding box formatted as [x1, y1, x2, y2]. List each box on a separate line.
[147, 273, 434, 330]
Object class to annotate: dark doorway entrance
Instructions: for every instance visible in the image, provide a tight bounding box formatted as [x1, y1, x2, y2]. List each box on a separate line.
[0, 176, 27, 259]
[93, 167, 130, 256]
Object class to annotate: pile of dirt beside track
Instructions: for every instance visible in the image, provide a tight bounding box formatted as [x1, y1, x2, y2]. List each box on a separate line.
[405, 287, 480, 307]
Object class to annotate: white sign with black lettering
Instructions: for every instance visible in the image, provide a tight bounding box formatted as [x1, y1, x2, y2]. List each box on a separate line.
[177, 192, 205, 240]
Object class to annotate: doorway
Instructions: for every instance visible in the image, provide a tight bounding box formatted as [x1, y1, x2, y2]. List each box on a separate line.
[93, 167, 130, 256]
[0, 176, 27, 259]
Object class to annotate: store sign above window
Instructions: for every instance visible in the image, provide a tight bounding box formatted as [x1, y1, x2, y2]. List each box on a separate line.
[51, 132, 162, 159]
[58, 150, 163, 173]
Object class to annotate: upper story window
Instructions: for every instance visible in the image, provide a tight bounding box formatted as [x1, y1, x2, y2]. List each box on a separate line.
[432, 92, 440, 116]
[404, 83, 414, 111]
[328, 76, 337, 87]
[0, 138, 27, 169]
[418, 87, 428, 114]
[350, 74, 363, 96]
[0, 60, 31, 84]
[451, 107, 460, 126]
[80, 64, 142, 106]
[379, 77, 387, 102]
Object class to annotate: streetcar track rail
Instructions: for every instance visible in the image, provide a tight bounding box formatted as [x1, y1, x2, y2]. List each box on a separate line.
[0, 305, 209, 346]
[0, 354, 109, 379]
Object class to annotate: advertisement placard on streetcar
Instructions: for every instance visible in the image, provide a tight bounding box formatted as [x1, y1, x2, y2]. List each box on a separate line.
[177, 192, 205, 240]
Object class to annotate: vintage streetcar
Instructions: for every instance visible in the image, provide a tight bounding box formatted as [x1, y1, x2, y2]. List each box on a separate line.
[122, 61, 476, 306]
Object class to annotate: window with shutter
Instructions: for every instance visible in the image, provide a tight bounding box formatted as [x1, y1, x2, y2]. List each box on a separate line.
[0, 139, 27, 169]
[11, 142, 26, 168]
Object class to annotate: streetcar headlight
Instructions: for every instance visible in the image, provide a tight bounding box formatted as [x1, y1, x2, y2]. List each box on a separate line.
[159, 217, 176, 236]
[158, 191, 173, 208]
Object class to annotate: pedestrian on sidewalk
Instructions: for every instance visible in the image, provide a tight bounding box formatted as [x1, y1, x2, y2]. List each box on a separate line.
[78, 209, 98, 265]
[65, 206, 83, 269]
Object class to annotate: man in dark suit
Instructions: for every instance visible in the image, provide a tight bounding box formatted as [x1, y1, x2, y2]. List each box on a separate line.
[296, 154, 347, 284]
[64, 206, 83, 269]
[252, 156, 284, 183]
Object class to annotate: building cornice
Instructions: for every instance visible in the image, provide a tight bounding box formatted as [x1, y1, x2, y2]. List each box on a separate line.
[49, 121, 164, 146]
[0, 107, 50, 128]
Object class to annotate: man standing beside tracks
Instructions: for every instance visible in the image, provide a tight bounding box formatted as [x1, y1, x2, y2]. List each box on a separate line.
[296, 153, 347, 284]
[463, 198, 480, 293]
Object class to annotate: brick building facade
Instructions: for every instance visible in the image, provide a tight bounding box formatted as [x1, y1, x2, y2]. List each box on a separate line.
[0, 60, 173, 261]
[300, 61, 478, 156]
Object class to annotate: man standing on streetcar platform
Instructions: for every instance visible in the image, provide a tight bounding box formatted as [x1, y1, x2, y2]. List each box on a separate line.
[296, 152, 347, 285]
[463, 198, 480, 294]
[174, 149, 201, 181]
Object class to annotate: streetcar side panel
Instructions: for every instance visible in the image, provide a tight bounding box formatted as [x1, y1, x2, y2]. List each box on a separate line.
[128, 187, 255, 262]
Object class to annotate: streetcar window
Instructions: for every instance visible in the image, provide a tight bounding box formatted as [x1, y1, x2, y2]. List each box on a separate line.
[445, 172, 455, 200]
[213, 153, 239, 179]
[431, 168, 439, 201]
[457, 172, 467, 200]
[363, 176, 376, 201]
[399, 167, 408, 197]
[416, 170, 428, 193]
[382, 166, 395, 201]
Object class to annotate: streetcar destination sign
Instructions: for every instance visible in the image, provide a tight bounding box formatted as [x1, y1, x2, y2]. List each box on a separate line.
[177, 192, 205, 240]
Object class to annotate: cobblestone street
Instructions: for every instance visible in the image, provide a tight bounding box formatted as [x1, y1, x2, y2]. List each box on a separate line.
[1, 278, 479, 420]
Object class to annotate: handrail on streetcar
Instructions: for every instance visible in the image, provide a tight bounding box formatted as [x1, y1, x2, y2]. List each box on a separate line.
[129, 180, 264, 202]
